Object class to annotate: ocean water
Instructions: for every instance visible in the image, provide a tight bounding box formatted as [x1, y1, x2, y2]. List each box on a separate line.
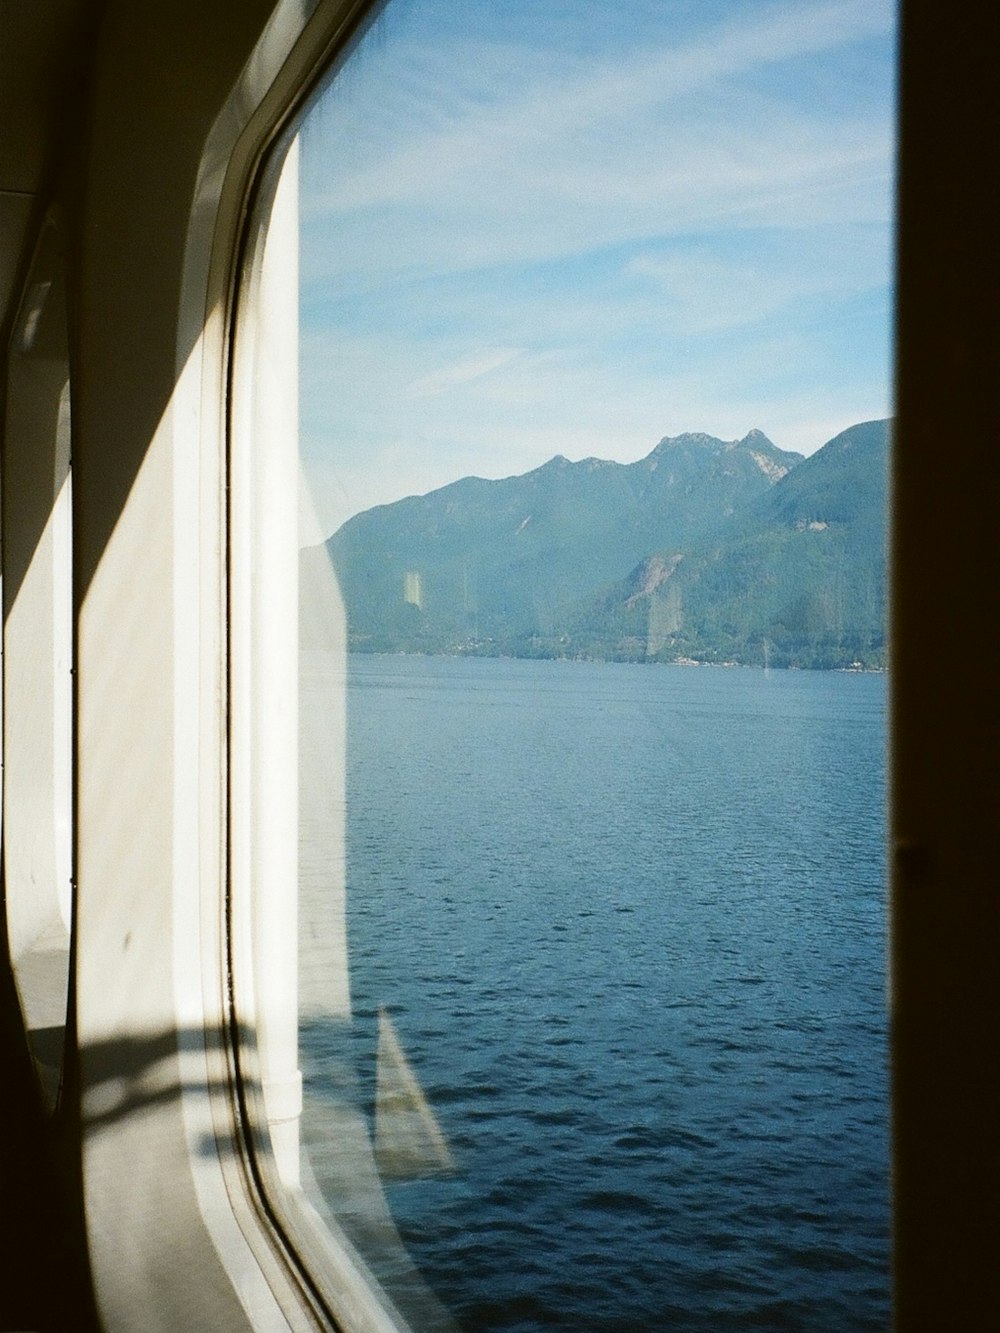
[301, 655, 889, 1331]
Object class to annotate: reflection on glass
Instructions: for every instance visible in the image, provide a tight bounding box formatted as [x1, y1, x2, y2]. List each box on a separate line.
[293, 2, 895, 1328]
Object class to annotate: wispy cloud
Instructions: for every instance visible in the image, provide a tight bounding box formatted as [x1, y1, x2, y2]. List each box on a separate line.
[306, 0, 892, 211]
[298, 0, 896, 534]
[625, 224, 890, 335]
[302, 0, 893, 283]
[407, 348, 525, 397]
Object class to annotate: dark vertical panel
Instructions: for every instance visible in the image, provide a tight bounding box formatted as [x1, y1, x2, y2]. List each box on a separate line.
[891, 0, 1000, 1327]
[0, 913, 99, 1329]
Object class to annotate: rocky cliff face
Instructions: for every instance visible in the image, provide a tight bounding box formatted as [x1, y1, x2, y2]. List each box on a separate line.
[567, 420, 889, 668]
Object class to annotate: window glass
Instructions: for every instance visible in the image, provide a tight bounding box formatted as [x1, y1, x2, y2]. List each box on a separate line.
[2, 220, 74, 1112]
[242, 2, 895, 1327]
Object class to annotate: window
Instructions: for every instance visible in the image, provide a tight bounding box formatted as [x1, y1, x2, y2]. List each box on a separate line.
[2, 216, 74, 1112]
[233, 2, 895, 1328]
[3, 1, 996, 1328]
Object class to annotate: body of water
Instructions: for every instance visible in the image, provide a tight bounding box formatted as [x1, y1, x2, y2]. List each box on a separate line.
[301, 655, 888, 1331]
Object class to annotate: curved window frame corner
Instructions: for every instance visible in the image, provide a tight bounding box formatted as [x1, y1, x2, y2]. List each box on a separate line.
[228, 118, 425, 1333]
[222, 3, 429, 1330]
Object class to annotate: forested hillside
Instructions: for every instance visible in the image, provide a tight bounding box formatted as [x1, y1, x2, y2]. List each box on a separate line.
[306, 420, 889, 669]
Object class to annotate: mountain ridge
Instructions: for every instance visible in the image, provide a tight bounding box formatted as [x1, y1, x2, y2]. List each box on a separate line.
[309, 420, 888, 669]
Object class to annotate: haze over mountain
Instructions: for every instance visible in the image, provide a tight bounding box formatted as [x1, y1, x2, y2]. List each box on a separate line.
[305, 420, 889, 669]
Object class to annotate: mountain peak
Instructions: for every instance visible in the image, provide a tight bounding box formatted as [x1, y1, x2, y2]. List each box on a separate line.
[651, 431, 725, 455]
[324, 418, 884, 669]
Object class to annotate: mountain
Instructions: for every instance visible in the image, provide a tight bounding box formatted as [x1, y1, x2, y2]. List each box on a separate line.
[316, 428, 802, 651]
[567, 420, 889, 668]
[306, 419, 888, 669]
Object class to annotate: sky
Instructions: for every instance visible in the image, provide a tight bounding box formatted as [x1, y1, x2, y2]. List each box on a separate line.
[297, 0, 897, 540]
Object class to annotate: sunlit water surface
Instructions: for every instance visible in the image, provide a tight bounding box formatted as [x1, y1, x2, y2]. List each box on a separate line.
[302, 655, 888, 1331]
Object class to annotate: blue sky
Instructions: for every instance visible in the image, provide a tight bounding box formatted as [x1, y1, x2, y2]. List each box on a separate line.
[298, 0, 897, 539]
